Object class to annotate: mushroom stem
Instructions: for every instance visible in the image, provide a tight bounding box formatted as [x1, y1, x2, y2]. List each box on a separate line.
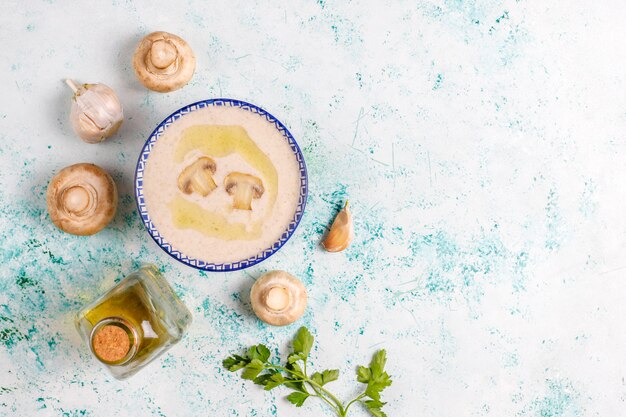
[224, 172, 265, 211]
[250, 271, 307, 326]
[265, 286, 290, 312]
[233, 185, 255, 210]
[65, 79, 80, 93]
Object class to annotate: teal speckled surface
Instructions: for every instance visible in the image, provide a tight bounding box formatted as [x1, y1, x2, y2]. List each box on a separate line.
[2, 1, 626, 416]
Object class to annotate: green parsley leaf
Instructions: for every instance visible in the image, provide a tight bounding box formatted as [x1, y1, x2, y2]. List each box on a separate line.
[284, 379, 307, 393]
[369, 349, 387, 377]
[286, 361, 304, 376]
[241, 359, 265, 380]
[363, 400, 388, 417]
[363, 399, 386, 409]
[264, 373, 285, 391]
[322, 369, 340, 384]
[292, 327, 314, 359]
[357, 365, 371, 383]
[311, 369, 340, 386]
[358, 350, 392, 402]
[364, 373, 392, 401]
[222, 354, 250, 372]
[311, 372, 323, 386]
[286, 391, 310, 407]
[287, 352, 306, 364]
[248, 344, 271, 362]
[253, 369, 279, 387]
[363, 399, 388, 417]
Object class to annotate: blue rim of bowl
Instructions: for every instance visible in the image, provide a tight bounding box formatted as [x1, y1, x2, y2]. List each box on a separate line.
[134, 98, 308, 272]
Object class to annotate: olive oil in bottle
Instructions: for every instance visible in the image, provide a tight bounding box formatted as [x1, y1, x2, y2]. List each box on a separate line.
[75, 264, 192, 380]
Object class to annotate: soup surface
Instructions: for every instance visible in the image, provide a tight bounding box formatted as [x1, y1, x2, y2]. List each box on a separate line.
[142, 105, 302, 264]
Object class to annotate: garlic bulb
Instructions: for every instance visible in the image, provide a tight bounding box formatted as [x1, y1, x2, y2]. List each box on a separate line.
[66, 79, 124, 143]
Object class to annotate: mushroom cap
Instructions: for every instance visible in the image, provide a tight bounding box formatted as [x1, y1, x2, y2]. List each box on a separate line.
[250, 271, 307, 326]
[46, 163, 118, 236]
[224, 172, 265, 198]
[132, 31, 196, 93]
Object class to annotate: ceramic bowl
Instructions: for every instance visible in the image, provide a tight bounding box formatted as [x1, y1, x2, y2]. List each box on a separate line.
[134, 98, 308, 271]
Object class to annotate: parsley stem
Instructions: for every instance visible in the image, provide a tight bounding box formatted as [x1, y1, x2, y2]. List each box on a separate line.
[302, 360, 341, 414]
[307, 381, 341, 414]
[269, 364, 346, 415]
[343, 393, 366, 414]
[310, 392, 340, 413]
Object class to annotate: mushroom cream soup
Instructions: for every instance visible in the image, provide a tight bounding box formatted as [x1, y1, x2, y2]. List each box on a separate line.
[142, 105, 302, 264]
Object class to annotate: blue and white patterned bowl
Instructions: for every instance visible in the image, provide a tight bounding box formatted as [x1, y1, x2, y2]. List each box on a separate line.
[134, 98, 308, 272]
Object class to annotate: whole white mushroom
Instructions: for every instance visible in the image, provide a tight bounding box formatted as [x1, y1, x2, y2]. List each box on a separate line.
[46, 163, 118, 235]
[132, 31, 196, 92]
[250, 271, 307, 326]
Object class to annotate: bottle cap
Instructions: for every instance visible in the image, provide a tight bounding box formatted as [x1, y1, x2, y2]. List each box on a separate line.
[90, 318, 137, 365]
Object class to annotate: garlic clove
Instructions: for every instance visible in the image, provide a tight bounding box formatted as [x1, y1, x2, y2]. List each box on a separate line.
[66, 79, 124, 144]
[322, 201, 354, 252]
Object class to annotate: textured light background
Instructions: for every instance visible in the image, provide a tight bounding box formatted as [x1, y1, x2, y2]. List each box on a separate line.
[2, 1, 626, 416]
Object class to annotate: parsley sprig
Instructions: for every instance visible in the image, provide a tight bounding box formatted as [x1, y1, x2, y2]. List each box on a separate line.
[223, 327, 392, 417]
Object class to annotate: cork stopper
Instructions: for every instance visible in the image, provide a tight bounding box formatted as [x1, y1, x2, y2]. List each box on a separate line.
[92, 323, 132, 363]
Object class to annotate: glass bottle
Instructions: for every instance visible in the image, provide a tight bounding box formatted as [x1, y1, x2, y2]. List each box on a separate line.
[75, 264, 192, 380]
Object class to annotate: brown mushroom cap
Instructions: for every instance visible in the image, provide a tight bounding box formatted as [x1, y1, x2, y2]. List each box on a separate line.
[250, 271, 307, 326]
[46, 163, 118, 235]
[224, 172, 265, 210]
[132, 31, 196, 93]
